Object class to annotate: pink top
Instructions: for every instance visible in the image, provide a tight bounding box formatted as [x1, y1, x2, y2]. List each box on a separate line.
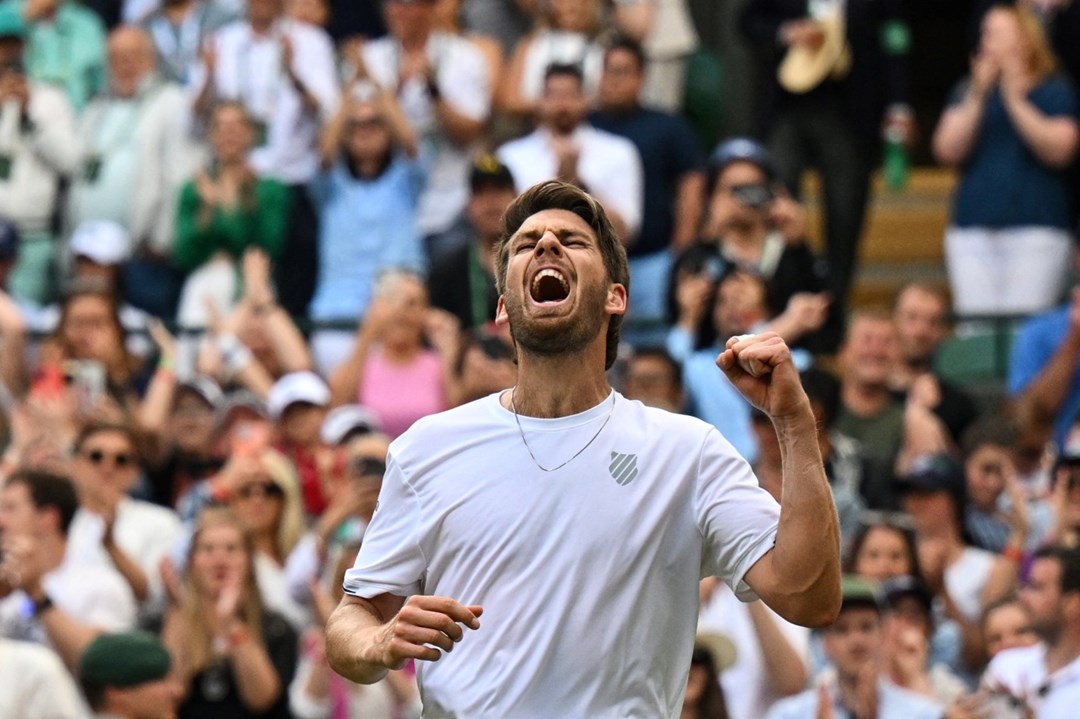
[359, 349, 447, 438]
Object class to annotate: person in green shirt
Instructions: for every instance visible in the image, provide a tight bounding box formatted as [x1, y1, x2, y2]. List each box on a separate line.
[9, 0, 107, 113]
[174, 101, 289, 325]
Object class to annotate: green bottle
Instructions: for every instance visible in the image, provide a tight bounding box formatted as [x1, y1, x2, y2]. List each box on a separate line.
[884, 126, 909, 191]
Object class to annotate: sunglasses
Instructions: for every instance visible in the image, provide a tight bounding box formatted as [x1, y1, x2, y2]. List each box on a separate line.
[236, 482, 284, 500]
[84, 449, 134, 468]
[857, 510, 917, 533]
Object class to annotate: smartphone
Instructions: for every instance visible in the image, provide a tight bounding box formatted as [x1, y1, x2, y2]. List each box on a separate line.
[64, 360, 106, 406]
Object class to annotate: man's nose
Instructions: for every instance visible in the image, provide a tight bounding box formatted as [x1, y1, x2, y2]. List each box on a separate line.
[535, 232, 562, 255]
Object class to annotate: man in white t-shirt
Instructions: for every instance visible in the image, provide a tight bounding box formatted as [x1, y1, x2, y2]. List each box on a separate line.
[498, 64, 644, 246]
[982, 545, 1080, 717]
[325, 180, 841, 717]
[0, 469, 137, 670]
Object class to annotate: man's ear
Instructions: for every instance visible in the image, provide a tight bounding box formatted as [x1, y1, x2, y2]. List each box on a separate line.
[495, 296, 508, 326]
[606, 284, 627, 317]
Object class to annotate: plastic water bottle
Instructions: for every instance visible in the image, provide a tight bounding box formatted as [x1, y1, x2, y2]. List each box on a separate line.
[883, 125, 909, 191]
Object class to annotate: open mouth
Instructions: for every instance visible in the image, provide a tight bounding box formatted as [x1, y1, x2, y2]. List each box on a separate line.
[530, 268, 570, 304]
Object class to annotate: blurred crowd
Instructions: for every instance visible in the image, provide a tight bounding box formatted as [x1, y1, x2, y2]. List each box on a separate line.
[0, 0, 1078, 717]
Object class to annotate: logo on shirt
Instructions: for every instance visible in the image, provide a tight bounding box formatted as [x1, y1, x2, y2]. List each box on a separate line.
[609, 452, 639, 486]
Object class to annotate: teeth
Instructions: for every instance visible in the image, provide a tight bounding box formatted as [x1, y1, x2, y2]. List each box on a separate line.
[532, 268, 569, 294]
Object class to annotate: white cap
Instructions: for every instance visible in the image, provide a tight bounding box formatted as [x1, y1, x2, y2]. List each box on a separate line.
[320, 404, 380, 446]
[267, 371, 331, 421]
[70, 220, 132, 266]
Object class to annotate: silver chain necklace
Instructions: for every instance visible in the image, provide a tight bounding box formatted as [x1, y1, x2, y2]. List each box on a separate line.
[510, 387, 617, 473]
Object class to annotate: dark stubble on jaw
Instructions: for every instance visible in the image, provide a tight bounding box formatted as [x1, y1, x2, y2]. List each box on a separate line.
[504, 280, 608, 358]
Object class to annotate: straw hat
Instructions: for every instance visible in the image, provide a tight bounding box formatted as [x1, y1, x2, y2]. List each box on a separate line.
[694, 630, 738, 672]
[777, 12, 852, 94]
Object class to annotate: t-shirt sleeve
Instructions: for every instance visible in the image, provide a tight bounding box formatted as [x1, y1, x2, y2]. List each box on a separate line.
[1007, 317, 1054, 396]
[342, 451, 427, 599]
[1034, 76, 1079, 118]
[694, 428, 780, 600]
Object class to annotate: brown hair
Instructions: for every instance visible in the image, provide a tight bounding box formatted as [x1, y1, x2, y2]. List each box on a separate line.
[495, 180, 629, 370]
[989, 5, 1058, 81]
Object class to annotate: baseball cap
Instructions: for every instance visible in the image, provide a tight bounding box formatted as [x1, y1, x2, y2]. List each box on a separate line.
[880, 574, 933, 616]
[267, 371, 331, 421]
[470, 154, 515, 193]
[0, 217, 19, 260]
[215, 389, 268, 431]
[707, 137, 776, 190]
[79, 632, 171, 688]
[321, 404, 380, 446]
[897, 453, 965, 495]
[840, 574, 883, 613]
[0, 6, 27, 40]
[176, 375, 224, 410]
[70, 220, 132, 266]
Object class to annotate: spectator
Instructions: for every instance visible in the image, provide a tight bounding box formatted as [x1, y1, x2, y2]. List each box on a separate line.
[329, 270, 452, 438]
[140, 0, 236, 87]
[194, 0, 340, 316]
[591, 36, 704, 345]
[609, 0, 700, 112]
[499, 0, 605, 117]
[1043, 425, 1080, 548]
[426, 154, 515, 329]
[443, 324, 516, 407]
[0, 636, 86, 718]
[669, 138, 832, 353]
[68, 25, 199, 319]
[224, 448, 308, 630]
[498, 63, 643, 244]
[981, 545, 1080, 714]
[622, 345, 684, 413]
[889, 282, 979, 446]
[934, 4, 1079, 317]
[308, 80, 424, 375]
[0, 469, 137, 669]
[284, 0, 327, 28]
[78, 631, 182, 719]
[266, 370, 331, 517]
[0, 5, 78, 306]
[174, 101, 290, 331]
[160, 507, 297, 718]
[431, 0, 501, 97]
[961, 415, 1052, 553]
[845, 512, 922, 582]
[66, 422, 182, 608]
[361, 0, 491, 245]
[766, 576, 942, 719]
[741, 0, 913, 316]
[318, 403, 381, 448]
[12, 0, 108, 113]
[980, 596, 1037, 660]
[681, 635, 732, 719]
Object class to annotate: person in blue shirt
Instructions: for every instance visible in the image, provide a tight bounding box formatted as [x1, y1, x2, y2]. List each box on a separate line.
[308, 80, 426, 375]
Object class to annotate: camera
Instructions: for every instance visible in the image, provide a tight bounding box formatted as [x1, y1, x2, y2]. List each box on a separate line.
[730, 183, 775, 210]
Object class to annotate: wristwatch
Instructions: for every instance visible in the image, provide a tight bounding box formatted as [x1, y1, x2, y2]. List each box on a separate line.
[30, 592, 53, 617]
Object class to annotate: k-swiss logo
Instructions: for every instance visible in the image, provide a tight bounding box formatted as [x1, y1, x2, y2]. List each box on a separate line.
[609, 452, 639, 486]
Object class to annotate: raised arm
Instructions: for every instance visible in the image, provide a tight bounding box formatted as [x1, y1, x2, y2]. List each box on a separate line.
[717, 332, 841, 627]
[933, 58, 996, 166]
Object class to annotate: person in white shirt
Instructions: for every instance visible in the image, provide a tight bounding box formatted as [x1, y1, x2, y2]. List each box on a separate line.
[0, 637, 88, 719]
[324, 180, 841, 716]
[65, 423, 182, 610]
[982, 545, 1080, 717]
[192, 0, 339, 315]
[361, 0, 492, 244]
[0, 7, 79, 306]
[67, 25, 202, 318]
[497, 63, 644, 245]
[0, 468, 137, 670]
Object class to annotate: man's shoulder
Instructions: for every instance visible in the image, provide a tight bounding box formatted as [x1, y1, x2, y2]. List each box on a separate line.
[390, 395, 500, 457]
[121, 497, 181, 529]
[215, 20, 248, 43]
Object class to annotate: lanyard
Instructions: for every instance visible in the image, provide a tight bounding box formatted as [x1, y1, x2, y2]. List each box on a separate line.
[87, 82, 160, 156]
[467, 241, 492, 328]
[148, 6, 205, 84]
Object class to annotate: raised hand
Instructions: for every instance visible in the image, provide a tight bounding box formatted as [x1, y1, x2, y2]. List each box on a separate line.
[369, 595, 483, 669]
[716, 332, 809, 420]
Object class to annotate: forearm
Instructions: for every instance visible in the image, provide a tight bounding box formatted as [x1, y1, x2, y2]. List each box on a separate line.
[672, 172, 705, 250]
[434, 100, 484, 146]
[765, 407, 842, 625]
[1005, 95, 1080, 168]
[932, 95, 987, 166]
[39, 607, 103, 670]
[747, 601, 808, 696]
[1017, 330, 1080, 422]
[137, 365, 177, 437]
[0, 326, 26, 396]
[325, 596, 392, 684]
[229, 633, 282, 712]
[262, 306, 314, 373]
[328, 335, 375, 405]
[104, 540, 151, 602]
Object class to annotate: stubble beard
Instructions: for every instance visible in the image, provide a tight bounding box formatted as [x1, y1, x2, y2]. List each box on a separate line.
[504, 282, 608, 359]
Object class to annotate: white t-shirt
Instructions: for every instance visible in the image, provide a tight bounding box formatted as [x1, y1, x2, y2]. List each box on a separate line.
[945, 546, 996, 623]
[67, 498, 183, 608]
[343, 391, 781, 718]
[497, 125, 645, 239]
[698, 583, 810, 719]
[982, 643, 1080, 718]
[0, 638, 89, 719]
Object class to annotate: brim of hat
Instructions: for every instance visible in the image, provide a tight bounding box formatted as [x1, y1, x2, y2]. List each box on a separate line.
[777, 19, 848, 94]
[695, 631, 737, 671]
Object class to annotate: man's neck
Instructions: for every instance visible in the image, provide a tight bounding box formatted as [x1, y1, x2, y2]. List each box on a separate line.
[841, 379, 890, 418]
[1046, 628, 1080, 674]
[399, 30, 431, 53]
[250, 16, 276, 35]
[505, 350, 612, 418]
[164, 0, 194, 23]
[720, 224, 768, 262]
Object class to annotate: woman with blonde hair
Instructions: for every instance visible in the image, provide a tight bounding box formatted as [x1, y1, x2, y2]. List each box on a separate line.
[162, 507, 298, 719]
[226, 448, 309, 630]
[933, 3, 1080, 318]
